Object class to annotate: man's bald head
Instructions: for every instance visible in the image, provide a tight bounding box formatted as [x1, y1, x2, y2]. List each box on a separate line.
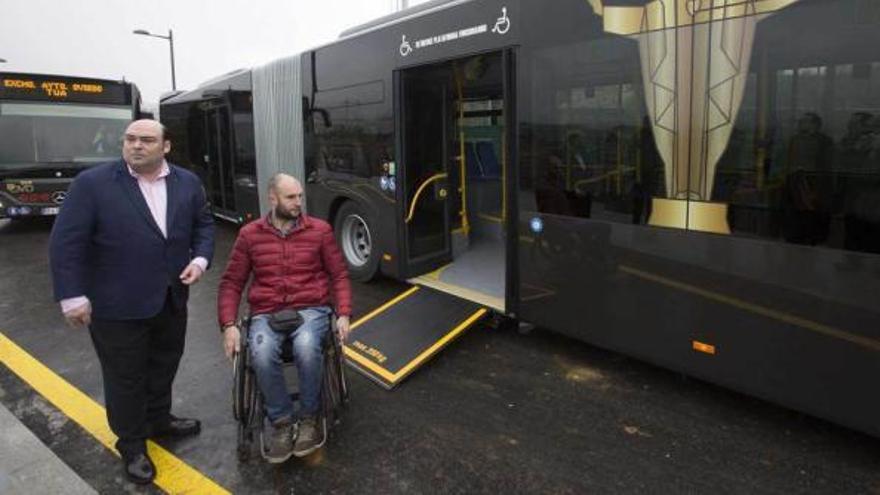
[267, 173, 301, 194]
[268, 173, 304, 220]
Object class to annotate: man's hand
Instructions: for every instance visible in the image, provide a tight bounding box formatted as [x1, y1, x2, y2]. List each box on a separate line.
[336, 316, 351, 343]
[64, 302, 92, 328]
[179, 263, 204, 285]
[223, 325, 241, 360]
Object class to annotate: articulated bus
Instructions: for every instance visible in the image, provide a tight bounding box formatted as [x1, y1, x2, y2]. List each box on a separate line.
[0, 72, 143, 219]
[162, 0, 880, 437]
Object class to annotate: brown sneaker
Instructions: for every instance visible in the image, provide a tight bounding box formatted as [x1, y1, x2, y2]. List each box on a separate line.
[292, 416, 325, 457]
[263, 417, 296, 464]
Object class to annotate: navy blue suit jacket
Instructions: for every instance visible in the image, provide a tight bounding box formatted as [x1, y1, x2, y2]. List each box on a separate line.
[49, 159, 215, 320]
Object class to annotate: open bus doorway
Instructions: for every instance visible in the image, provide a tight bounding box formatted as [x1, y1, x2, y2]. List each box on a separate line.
[397, 51, 509, 311]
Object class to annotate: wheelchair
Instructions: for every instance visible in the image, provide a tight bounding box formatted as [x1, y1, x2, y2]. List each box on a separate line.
[232, 312, 349, 462]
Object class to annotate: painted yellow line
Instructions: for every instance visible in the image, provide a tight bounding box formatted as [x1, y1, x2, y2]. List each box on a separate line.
[618, 265, 880, 353]
[391, 308, 488, 381]
[0, 332, 230, 495]
[350, 286, 420, 331]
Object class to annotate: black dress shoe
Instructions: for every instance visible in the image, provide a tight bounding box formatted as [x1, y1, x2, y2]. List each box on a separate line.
[151, 415, 202, 438]
[123, 453, 156, 485]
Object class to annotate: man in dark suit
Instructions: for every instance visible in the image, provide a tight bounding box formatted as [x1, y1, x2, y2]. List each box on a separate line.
[49, 119, 214, 485]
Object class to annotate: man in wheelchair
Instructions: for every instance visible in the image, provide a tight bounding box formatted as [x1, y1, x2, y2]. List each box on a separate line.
[217, 173, 352, 463]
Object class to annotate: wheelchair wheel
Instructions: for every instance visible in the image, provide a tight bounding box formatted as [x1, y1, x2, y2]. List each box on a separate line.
[232, 350, 252, 421]
[321, 334, 350, 429]
[237, 419, 252, 461]
[233, 343, 262, 460]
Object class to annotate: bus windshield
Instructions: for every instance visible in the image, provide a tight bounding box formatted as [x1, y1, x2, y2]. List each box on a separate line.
[0, 102, 132, 169]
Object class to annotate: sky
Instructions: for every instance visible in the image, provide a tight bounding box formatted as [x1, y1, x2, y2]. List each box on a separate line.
[1, 0, 429, 107]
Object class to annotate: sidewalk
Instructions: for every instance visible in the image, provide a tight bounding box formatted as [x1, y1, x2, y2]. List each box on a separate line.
[0, 401, 96, 495]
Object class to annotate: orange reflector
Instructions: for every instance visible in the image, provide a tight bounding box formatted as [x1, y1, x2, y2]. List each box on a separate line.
[692, 340, 716, 355]
[382, 254, 392, 261]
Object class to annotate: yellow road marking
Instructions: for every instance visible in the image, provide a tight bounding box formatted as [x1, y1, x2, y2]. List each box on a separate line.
[0, 332, 230, 494]
[618, 265, 880, 353]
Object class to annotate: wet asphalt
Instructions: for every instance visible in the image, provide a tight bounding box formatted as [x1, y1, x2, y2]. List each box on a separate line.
[0, 218, 878, 494]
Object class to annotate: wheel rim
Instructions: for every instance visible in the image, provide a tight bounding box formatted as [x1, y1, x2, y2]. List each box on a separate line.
[341, 214, 372, 268]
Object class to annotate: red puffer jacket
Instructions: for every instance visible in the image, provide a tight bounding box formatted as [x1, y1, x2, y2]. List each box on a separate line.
[217, 214, 352, 327]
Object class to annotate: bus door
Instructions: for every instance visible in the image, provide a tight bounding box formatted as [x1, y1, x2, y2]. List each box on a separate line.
[396, 68, 454, 277]
[200, 100, 237, 216]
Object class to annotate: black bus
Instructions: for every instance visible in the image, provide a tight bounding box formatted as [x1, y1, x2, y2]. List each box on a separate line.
[0, 72, 142, 219]
[160, 69, 259, 224]
[163, 0, 880, 437]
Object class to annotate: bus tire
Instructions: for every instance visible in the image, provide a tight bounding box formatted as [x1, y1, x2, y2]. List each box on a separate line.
[334, 201, 379, 282]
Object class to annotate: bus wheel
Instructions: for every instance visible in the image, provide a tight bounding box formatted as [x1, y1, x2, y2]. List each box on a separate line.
[334, 201, 378, 282]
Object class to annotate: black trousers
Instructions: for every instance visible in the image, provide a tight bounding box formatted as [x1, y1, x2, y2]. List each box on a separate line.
[89, 291, 187, 458]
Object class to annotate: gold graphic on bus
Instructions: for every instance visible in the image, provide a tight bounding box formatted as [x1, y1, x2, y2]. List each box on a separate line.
[586, 0, 801, 234]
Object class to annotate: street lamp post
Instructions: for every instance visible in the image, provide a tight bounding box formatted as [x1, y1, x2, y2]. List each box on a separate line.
[133, 29, 176, 90]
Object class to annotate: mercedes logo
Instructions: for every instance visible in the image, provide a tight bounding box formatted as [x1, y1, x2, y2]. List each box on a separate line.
[51, 191, 67, 204]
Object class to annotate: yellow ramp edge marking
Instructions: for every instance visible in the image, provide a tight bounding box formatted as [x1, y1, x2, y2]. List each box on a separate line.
[344, 287, 487, 385]
[0, 332, 230, 495]
[351, 286, 420, 331]
[344, 286, 421, 383]
[619, 265, 880, 353]
[343, 346, 397, 383]
[392, 308, 488, 381]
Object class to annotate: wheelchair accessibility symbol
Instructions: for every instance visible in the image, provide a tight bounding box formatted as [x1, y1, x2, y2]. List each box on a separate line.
[400, 35, 413, 57]
[492, 7, 510, 35]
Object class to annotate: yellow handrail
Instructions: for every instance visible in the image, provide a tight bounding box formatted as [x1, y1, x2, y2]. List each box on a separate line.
[453, 65, 470, 235]
[405, 173, 448, 223]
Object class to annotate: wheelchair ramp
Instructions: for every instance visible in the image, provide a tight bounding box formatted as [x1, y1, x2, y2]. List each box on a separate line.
[344, 286, 488, 389]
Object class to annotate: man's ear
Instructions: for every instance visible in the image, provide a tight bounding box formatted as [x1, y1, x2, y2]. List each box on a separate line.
[163, 140, 171, 154]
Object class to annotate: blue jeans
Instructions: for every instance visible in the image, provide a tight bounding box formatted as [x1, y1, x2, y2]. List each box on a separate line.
[249, 307, 331, 423]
